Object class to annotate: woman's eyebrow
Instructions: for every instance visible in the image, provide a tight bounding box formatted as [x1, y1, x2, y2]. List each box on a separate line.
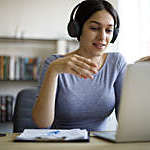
[89, 20, 100, 25]
[89, 20, 114, 27]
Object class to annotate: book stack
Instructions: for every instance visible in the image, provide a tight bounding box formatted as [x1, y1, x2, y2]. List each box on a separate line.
[0, 56, 41, 81]
[0, 95, 14, 123]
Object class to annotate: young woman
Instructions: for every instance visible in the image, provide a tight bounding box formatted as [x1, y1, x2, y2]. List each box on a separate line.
[32, 0, 127, 131]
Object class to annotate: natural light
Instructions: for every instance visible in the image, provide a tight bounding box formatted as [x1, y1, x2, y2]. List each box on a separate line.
[118, 0, 150, 63]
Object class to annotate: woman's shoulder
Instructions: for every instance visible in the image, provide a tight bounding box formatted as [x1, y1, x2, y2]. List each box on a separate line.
[108, 52, 124, 59]
[107, 52, 127, 69]
[108, 52, 126, 62]
[44, 50, 77, 64]
[44, 54, 64, 64]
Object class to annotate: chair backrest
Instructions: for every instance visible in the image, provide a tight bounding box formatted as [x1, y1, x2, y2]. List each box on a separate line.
[13, 88, 38, 132]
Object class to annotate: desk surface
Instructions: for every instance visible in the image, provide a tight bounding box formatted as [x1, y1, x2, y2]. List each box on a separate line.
[0, 133, 150, 150]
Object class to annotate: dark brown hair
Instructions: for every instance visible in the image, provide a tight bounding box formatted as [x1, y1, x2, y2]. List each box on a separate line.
[74, 0, 120, 42]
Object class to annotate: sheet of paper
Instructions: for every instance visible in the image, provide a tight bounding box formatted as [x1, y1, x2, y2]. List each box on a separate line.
[16, 129, 88, 141]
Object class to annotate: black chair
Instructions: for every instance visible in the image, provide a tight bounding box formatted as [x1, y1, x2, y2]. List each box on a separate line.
[13, 88, 38, 132]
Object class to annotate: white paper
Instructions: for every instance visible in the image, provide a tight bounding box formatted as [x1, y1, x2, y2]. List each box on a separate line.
[16, 129, 88, 141]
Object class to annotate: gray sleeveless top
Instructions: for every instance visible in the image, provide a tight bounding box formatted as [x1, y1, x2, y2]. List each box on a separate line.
[37, 52, 127, 131]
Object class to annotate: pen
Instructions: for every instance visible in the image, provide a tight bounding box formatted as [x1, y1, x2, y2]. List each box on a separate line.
[47, 130, 60, 136]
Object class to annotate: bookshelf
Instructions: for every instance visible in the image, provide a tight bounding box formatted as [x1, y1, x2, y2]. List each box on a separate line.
[0, 37, 78, 96]
[0, 37, 78, 130]
[0, 38, 56, 97]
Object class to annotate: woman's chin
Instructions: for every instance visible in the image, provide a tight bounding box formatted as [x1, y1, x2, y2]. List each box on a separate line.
[93, 48, 106, 56]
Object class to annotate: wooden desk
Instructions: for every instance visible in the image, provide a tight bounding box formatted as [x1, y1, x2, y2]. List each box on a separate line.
[0, 133, 150, 150]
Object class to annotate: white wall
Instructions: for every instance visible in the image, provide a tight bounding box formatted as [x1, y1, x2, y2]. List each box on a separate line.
[0, 0, 83, 39]
[109, 0, 118, 9]
[0, 0, 117, 39]
[118, 0, 150, 63]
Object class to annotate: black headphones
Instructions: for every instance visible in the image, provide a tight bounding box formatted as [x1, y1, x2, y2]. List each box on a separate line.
[67, 3, 81, 39]
[111, 20, 119, 43]
[67, 2, 120, 43]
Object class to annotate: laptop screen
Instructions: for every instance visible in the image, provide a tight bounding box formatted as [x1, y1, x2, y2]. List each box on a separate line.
[117, 62, 150, 142]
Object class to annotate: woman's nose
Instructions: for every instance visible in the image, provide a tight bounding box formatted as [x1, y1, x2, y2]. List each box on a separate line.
[97, 29, 106, 41]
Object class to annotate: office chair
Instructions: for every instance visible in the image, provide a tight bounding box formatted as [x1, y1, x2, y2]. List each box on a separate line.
[13, 88, 38, 132]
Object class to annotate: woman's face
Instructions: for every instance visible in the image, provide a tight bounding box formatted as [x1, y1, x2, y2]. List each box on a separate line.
[79, 9, 114, 57]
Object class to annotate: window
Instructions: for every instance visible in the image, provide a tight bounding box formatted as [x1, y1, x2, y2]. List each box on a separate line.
[118, 0, 150, 63]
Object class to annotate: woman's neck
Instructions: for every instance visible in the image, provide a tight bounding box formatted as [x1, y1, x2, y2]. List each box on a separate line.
[65, 49, 107, 70]
[76, 49, 107, 68]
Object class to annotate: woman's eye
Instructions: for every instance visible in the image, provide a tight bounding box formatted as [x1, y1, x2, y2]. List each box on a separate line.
[106, 29, 113, 33]
[90, 27, 99, 30]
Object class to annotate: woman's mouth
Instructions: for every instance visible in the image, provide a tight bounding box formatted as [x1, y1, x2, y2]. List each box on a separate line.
[93, 43, 106, 49]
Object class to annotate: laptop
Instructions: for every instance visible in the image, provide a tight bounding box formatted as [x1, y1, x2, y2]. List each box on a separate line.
[94, 62, 150, 142]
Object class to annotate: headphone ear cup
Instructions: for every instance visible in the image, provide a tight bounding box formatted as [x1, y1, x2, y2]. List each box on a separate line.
[67, 20, 80, 38]
[110, 28, 119, 43]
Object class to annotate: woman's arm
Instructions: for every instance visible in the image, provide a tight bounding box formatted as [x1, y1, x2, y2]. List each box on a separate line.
[135, 56, 150, 63]
[32, 65, 58, 128]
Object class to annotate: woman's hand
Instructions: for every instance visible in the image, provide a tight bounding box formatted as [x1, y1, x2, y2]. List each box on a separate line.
[49, 54, 98, 79]
[136, 56, 150, 63]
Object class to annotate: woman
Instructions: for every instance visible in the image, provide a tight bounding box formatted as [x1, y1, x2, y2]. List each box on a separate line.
[32, 0, 127, 131]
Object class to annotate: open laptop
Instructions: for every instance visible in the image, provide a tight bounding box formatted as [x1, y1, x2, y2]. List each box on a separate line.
[94, 62, 150, 142]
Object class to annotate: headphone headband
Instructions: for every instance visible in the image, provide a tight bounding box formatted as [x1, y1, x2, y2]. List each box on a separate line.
[67, 3, 81, 38]
[69, 3, 81, 21]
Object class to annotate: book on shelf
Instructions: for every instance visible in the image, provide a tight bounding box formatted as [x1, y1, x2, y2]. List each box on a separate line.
[3, 56, 10, 80]
[0, 96, 6, 122]
[0, 56, 4, 80]
[6, 95, 14, 121]
[0, 55, 41, 81]
[20, 57, 41, 80]
[0, 95, 14, 123]
[9, 56, 15, 80]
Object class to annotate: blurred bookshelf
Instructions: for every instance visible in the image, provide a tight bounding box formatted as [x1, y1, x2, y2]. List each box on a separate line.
[0, 54, 41, 133]
[0, 56, 41, 81]
[0, 37, 79, 132]
[0, 95, 14, 133]
[0, 38, 56, 132]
